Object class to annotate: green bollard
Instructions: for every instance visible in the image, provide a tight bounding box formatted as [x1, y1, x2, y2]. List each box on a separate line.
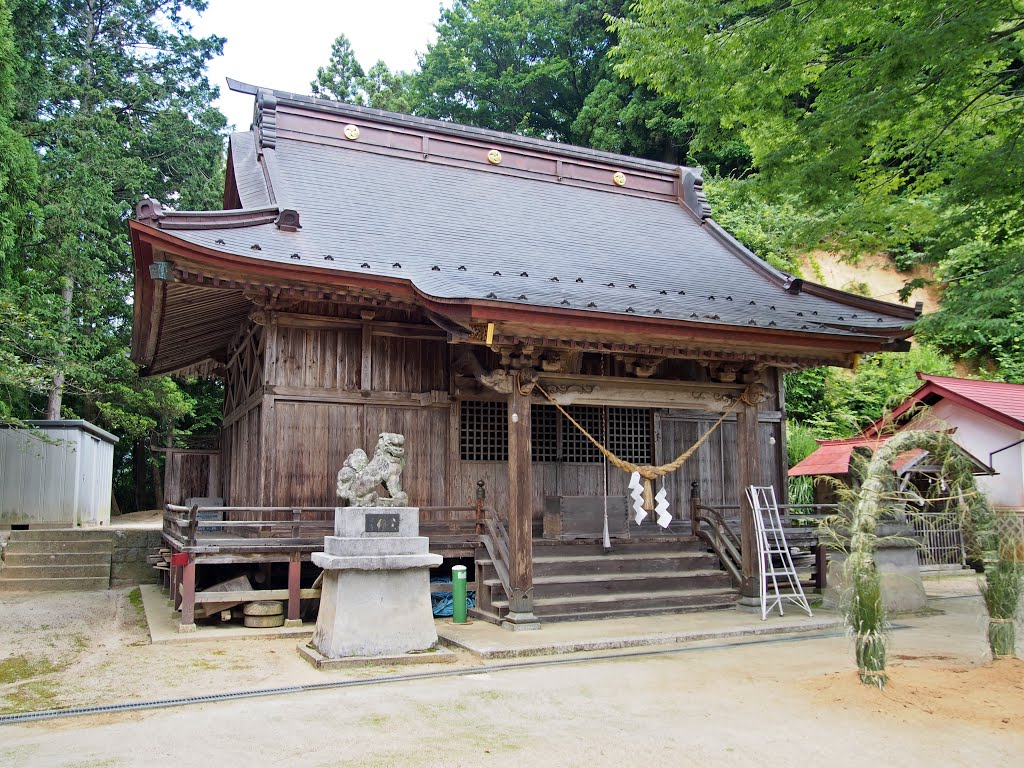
[452, 565, 468, 624]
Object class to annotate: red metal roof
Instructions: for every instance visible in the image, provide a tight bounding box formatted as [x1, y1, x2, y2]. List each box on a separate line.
[917, 374, 1024, 430]
[862, 373, 1024, 435]
[788, 438, 924, 477]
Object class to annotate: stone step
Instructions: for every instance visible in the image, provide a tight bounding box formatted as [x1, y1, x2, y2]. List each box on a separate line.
[531, 537, 706, 556]
[484, 569, 733, 599]
[537, 598, 739, 623]
[0, 562, 110, 579]
[490, 587, 739, 620]
[8, 528, 113, 542]
[531, 551, 720, 576]
[0, 576, 111, 592]
[2, 539, 113, 555]
[3, 551, 111, 567]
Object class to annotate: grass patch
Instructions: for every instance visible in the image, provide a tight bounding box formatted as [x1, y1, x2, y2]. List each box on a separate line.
[1, 678, 62, 713]
[0, 655, 61, 685]
[472, 689, 506, 702]
[357, 713, 391, 728]
[127, 587, 144, 616]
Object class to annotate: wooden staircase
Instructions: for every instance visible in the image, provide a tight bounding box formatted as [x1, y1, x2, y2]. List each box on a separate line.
[0, 529, 113, 592]
[472, 536, 738, 623]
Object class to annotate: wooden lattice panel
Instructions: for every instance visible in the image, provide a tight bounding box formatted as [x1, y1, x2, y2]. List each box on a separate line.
[608, 407, 653, 465]
[560, 406, 603, 464]
[225, 324, 265, 416]
[459, 401, 508, 461]
[531, 405, 559, 462]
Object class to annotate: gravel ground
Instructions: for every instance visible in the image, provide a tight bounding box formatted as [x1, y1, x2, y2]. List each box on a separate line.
[0, 573, 1022, 767]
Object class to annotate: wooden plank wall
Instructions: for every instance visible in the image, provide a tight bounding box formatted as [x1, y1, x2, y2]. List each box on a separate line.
[656, 411, 784, 513]
[222, 404, 262, 506]
[275, 326, 361, 390]
[164, 450, 221, 505]
[250, 315, 452, 509]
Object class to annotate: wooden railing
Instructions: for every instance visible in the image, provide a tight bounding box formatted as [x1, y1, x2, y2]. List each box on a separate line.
[693, 503, 743, 585]
[478, 509, 512, 601]
[688, 486, 835, 590]
[164, 503, 484, 552]
[164, 504, 336, 549]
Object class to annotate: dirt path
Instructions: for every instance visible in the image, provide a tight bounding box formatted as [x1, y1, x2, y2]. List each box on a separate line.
[1, 577, 1022, 767]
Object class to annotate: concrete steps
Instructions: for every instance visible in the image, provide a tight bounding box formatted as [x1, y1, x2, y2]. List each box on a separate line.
[0, 529, 112, 592]
[473, 537, 739, 623]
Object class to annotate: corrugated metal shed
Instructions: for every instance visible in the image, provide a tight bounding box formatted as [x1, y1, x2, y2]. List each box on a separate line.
[0, 421, 118, 527]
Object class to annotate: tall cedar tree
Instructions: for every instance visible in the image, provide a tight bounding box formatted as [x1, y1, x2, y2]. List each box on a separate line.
[4, 0, 227, 508]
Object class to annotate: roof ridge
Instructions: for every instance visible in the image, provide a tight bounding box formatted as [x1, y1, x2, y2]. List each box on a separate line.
[227, 77, 691, 178]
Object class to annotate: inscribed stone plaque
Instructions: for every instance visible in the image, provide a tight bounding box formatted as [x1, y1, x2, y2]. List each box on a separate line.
[365, 513, 401, 533]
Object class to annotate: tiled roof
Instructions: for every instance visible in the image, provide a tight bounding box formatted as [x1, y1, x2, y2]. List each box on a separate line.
[131, 83, 921, 375]
[159, 134, 911, 337]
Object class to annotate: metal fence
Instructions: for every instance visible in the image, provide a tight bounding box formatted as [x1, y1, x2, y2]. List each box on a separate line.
[910, 510, 966, 568]
[994, 510, 1024, 560]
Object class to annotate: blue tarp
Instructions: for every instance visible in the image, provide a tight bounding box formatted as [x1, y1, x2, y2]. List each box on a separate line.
[430, 578, 476, 617]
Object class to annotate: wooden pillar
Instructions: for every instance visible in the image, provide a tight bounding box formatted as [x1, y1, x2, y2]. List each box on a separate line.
[503, 384, 539, 630]
[737, 399, 761, 601]
[286, 553, 302, 627]
[179, 555, 197, 633]
[170, 562, 180, 609]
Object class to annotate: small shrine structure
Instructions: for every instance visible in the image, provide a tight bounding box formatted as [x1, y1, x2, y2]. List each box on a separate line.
[132, 80, 917, 628]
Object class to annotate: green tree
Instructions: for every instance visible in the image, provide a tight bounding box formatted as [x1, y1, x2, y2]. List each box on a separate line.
[612, 1, 1024, 377]
[785, 345, 955, 439]
[415, 0, 616, 139]
[2, 0, 227, 508]
[0, 0, 36, 282]
[311, 34, 365, 102]
[360, 60, 415, 113]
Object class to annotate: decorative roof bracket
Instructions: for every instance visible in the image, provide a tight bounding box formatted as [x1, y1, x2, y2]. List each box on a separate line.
[679, 168, 712, 220]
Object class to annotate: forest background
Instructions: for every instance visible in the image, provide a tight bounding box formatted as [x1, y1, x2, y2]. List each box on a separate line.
[1, 0, 1021, 512]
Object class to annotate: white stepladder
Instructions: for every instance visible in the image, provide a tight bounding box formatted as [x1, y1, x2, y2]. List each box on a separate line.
[746, 485, 813, 621]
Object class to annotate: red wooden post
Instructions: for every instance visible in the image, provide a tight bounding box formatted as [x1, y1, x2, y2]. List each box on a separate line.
[169, 551, 188, 610]
[504, 384, 539, 630]
[286, 552, 302, 626]
[179, 554, 197, 633]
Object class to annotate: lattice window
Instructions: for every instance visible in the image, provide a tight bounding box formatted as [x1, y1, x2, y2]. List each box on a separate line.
[531, 404, 559, 462]
[459, 401, 508, 461]
[560, 406, 604, 463]
[608, 407, 653, 464]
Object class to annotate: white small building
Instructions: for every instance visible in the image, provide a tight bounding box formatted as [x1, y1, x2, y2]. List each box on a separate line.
[0, 420, 119, 528]
[880, 374, 1024, 512]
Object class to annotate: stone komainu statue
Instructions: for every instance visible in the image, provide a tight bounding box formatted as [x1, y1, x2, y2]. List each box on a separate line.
[336, 432, 409, 507]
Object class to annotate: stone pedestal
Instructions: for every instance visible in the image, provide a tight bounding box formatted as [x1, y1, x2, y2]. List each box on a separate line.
[825, 523, 928, 614]
[310, 506, 442, 658]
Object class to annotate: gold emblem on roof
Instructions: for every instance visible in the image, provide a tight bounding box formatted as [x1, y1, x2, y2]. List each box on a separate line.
[612, 171, 627, 187]
[487, 149, 502, 165]
[344, 124, 361, 141]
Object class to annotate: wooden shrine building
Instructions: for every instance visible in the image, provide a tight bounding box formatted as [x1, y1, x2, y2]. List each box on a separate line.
[130, 80, 917, 628]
